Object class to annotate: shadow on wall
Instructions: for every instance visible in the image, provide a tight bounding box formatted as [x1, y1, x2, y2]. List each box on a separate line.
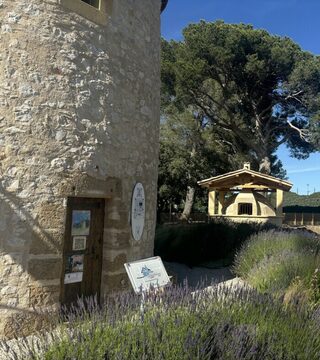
[0, 184, 64, 337]
[0, 302, 57, 339]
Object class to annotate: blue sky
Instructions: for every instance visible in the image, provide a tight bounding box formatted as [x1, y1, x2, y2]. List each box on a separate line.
[161, 0, 320, 195]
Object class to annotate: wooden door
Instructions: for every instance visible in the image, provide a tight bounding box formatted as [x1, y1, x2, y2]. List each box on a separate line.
[60, 197, 105, 305]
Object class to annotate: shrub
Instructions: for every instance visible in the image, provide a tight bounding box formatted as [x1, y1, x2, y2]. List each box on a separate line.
[3, 284, 320, 360]
[233, 230, 320, 303]
[310, 268, 320, 304]
[155, 220, 274, 266]
[246, 250, 320, 293]
[233, 230, 320, 279]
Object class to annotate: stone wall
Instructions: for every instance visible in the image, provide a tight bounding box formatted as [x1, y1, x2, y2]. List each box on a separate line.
[0, 0, 161, 338]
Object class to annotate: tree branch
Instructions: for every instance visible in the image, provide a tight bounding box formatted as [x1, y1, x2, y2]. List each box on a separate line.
[285, 90, 303, 102]
[287, 120, 310, 142]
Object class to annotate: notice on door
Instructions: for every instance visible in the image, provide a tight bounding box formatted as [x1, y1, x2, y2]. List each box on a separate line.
[71, 210, 91, 236]
[72, 236, 87, 251]
[66, 254, 84, 272]
[64, 254, 84, 284]
[64, 272, 83, 284]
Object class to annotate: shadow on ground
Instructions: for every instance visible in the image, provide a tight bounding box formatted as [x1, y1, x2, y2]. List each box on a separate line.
[164, 261, 234, 289]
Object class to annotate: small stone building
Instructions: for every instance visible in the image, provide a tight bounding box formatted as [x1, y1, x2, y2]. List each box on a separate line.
[198, 163, 292, 226]
[0, 0, 167, 337]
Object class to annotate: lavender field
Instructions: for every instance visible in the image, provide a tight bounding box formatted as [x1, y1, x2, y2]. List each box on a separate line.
[2, 230, 320, 360]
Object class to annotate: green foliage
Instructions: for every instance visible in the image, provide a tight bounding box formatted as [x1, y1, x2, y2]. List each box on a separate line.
[7, 231, 320, 359]
[310, 269, 320, 303]
[310, 113, 320, 150]
[161, 21, 320, 174]
[155, 221, 274, 266]
[233, 230, 319, 278]
[247, 251, 319, 293]
[233, 230, 320, 302]
[159, 20, 320, 214]
[159, 20, 320, 213]
[158, 110, 229, 212]
[15, 286, 320, 360]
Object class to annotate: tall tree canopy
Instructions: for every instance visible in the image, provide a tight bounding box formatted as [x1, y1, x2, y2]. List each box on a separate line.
[158, 109, 242, 216]
[162, 21, 320, 173]
[160, 21, 320, 217]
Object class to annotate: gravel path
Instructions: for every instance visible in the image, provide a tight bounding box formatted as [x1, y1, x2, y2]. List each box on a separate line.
[163, 261, 235, 289]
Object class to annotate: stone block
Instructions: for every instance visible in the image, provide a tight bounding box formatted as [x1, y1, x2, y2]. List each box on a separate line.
[29, 230, 62, 255]
[28, 285, 60, 307]
[37, 202, 65, 229]
[105, 210, 129, 229]
[103, 230, 130, 249]
[101, 272, 129, 294]
[102, 253, 127, 272]
[28, 258, 62, 280]
[2, 310, 57, 340]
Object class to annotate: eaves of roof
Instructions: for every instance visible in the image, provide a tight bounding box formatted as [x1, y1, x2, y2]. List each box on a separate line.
[198, 168, 293, 191]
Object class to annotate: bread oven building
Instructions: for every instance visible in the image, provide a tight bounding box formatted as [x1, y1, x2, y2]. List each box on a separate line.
[0, 0, 167, 337]
[198, 163, 292, 226]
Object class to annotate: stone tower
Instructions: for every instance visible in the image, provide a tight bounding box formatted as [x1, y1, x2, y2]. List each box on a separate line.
[0, 0, 165, 337]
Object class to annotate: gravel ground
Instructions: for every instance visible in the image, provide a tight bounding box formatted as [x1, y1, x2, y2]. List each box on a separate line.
[163, 261, 235, 289]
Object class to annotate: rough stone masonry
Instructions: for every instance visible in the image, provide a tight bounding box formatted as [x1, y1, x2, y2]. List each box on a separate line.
[0, 0, 162, 338]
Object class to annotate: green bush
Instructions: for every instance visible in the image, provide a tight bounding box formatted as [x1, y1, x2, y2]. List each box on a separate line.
[233, 230, 320, 279]
[7, 285, 320, 360]
[247, 251, 320, 293]
[233, 230, 320, 301]
[155, 221, 274, 266]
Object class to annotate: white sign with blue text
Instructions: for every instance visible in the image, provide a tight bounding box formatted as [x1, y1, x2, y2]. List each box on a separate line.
[124, 256, 171, 294]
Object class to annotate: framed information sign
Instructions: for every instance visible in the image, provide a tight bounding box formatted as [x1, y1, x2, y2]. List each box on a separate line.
[124, 256, 171, 294]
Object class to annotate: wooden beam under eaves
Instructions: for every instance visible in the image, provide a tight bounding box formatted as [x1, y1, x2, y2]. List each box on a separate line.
[233, 185, 270, 190]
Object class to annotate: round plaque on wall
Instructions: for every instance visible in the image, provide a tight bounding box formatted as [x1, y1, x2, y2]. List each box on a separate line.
[131, 182, 145, 241]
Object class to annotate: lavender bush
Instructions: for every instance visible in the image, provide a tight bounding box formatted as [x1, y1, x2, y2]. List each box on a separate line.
[233, 230, 320, 278]
[233, 230, 320, 303]
[2, 283, 320, 359]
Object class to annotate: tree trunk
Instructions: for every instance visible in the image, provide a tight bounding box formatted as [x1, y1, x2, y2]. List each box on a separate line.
[181, 186, 195, 220]
[259, 156, 271, 174]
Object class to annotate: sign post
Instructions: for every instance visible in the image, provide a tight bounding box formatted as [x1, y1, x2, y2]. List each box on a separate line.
[124, 256, 171, 321]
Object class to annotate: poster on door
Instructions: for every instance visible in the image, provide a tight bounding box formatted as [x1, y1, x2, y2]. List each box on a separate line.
[72, 236, 87, 251]
[65, 254, 84, 272]
[71, 210, 91, 236]
[64, 254, 84, 284]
